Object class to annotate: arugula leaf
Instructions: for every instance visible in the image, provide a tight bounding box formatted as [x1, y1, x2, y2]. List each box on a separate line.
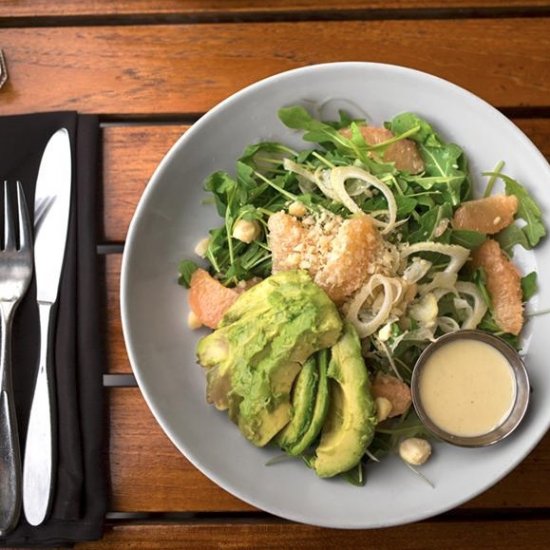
[278, 106, 351, 149]
[178, 259, 199, 288]
[472, 267, 492, 307]
[376, 407, 431, 443]
[495, 224, 530, 255]
[395, 195, 418, 217]
[372, 410, 432, 460]
[204, 171, 239, 217]
[484, 171, 546, 247]
[277, 106, 405, 176]
[419, 142, 467, 205]
[521, 272, 538, 301]
[408, 203, 452, 243]
[341, 461, 366, 486]
[477, 313, 520, 350]
[238, 142, 296, 178]
[389, 112, 441, 146]
[483, 161, 505, 197]
[450, 229, 486, 249]
[389, 113, 469, 205]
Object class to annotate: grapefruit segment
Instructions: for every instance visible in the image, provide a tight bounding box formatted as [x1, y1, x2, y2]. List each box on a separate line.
[452, 195, 518, 234]
[341, 125, 424, 174]
[188, 268, 240, 329]
[371, 373, 412, 418]
[471, 239, 523, 335]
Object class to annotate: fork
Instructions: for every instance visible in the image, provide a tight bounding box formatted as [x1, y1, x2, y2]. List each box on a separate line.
[0, 181, 33, 536]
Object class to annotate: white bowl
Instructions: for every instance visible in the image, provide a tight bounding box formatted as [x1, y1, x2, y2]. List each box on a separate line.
[121, 62, 550, 528]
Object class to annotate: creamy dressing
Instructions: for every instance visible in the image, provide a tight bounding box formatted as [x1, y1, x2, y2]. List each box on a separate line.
[418, 339, 516, 437]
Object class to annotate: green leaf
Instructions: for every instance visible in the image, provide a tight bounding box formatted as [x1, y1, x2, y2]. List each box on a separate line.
[278, 106, 344, 147]
[389, 113, 441, 146]
[408, 203, 452, 243]
[495, 224, 530, 255]
[370, 409, 434, 462]
[177, 259, 199, 288]
[477, 313, 521, 350]
[239, 142, 296, 179]
[277, 106, 391, 173]
[395, 195, 418, 217]
[450, 229, 486, 249]
[389, 114, 469, 205]
[419, 142, 467, 206]
[341, 462, 366, 487]
[484, 172, 546, 247]
[334, 109, 362, 130]
[483, 161, 505, 197]
[415, 194, 436, 209]
[472, 267, 492, 308]
[278, 105, 321, 130]
[521, 272, 538, 301]
[203, 171, 239, 217]
[375, 410, 431, 440]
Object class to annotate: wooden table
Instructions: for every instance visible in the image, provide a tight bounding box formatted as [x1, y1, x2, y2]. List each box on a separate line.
[2, 1, 550, 547]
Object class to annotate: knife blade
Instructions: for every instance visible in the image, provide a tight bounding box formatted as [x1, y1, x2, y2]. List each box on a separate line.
[22, 127, 72, 526]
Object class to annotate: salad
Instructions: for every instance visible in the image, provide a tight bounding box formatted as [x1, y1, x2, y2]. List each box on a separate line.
[178, 106, 546, 485]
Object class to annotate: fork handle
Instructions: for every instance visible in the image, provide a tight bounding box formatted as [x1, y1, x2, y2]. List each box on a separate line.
[0, 303, 22, 536]
[22, 301, 56, 527]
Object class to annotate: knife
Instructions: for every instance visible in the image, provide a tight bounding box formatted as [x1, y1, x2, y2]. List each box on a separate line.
[22, 128, 72, 526]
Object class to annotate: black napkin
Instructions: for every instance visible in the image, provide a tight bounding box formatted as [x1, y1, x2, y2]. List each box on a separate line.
[0, 112, 106, 546]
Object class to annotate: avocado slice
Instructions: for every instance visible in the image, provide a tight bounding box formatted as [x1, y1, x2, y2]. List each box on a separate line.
[196, 270, 343, 447]
[275, 355, 319, 452]
[312, 322, 377, 478]
[285, 348, 330, 456]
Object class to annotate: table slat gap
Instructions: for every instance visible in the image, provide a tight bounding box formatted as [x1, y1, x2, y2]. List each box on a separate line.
[2, 2, 550, 22]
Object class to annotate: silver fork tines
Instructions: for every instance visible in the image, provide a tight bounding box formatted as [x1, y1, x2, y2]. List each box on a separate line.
[0, 180, 33, 536]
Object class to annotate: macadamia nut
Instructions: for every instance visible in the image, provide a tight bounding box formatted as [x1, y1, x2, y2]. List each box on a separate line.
[398, 437, 432, 466]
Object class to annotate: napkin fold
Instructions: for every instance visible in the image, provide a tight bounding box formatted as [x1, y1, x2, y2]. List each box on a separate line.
[0, 112, 106, 546]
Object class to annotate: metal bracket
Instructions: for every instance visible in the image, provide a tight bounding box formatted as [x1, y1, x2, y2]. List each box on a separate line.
[0, 50, 8, 89]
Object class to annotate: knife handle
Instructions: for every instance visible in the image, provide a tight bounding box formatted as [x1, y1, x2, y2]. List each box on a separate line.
[0, 305, 21, 536]
[23, 301, 56, 527]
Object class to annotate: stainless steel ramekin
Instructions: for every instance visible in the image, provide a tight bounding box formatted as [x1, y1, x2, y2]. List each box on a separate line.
[411, 330, 530, 447]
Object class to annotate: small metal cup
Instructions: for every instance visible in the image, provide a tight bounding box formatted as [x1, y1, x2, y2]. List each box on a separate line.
[411, 330, 530, 447]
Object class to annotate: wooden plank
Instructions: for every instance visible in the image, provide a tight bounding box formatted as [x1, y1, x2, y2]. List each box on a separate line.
[104, 255, 127, 375]
[101, 119, 550, 243]
[102, 125, 188, 243]
[77, 519, 550, 549]
[108, 388, 550, 512]
[2, 1, 548, 18]
[1, 19, 549, 116]
[108, 388, 253, 512]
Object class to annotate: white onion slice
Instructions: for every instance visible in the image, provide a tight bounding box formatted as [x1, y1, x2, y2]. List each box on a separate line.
[456, 281, 488, 329]
[329, 166, 397, 234]
[419, 271, 458, 295]
[314, 168, 339, 201]
[403, 258, 432, 284]
[283, 158, 317, 183]
[346, 275, 400, 337]
[403, 327, 437, 343]
[400, 242, 470, 274]
[437, 316, 461, 333]
[432, 287, 456, 302]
